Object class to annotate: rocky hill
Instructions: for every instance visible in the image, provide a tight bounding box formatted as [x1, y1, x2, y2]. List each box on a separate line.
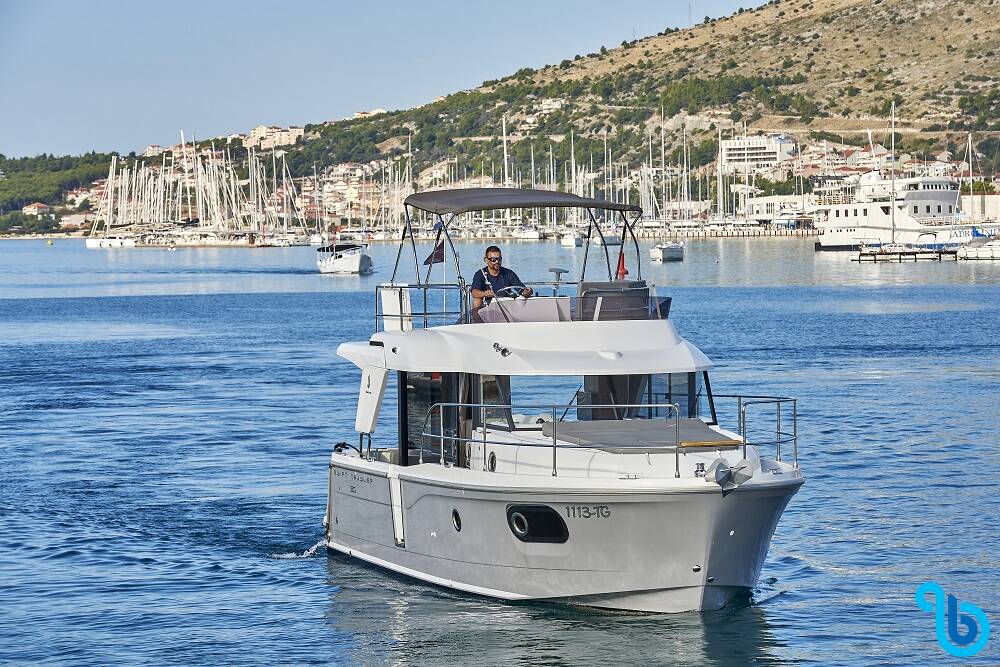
[288, 0, 999, 178]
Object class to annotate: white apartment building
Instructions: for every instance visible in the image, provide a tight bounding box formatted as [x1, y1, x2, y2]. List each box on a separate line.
[245, 125, 304, 150]
[719, 134, 796, 175]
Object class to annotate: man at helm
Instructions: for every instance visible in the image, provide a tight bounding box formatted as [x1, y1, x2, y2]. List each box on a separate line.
[470, 245, 532, 308]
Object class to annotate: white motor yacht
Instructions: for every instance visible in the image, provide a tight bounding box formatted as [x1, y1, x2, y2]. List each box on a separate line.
[958, 239, 1000, 260]
[326, 187, 804, 614]
[85, 236, 137, 248]
[649, 240, 685, 262]
[317, 243, 374, 275]
[814, 172, 999, 250]
[513, 225, 542, 240]
[560, 232, 584, 247]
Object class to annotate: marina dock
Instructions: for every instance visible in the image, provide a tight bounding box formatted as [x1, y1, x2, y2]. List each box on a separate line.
[852, 248, 958, 263]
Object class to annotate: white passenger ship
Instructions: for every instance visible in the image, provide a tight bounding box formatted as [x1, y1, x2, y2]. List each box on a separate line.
[326, 188, 804, 613]
[814, 172, 998, 250]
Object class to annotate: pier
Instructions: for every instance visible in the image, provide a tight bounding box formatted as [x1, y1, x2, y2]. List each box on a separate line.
[852, 249, 958, 263]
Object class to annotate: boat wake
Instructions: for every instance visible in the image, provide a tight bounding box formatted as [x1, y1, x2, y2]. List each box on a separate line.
[271, 540, 325, 560]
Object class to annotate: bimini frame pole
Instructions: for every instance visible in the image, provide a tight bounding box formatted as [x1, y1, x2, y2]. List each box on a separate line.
[618, 209, 643, 281]
[437, 212, 464, 284]
[583, 207, 614, 281]
[390, 204, 422, 284]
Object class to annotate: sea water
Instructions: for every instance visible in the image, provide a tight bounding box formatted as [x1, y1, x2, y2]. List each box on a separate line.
[0, 238, 997, 665]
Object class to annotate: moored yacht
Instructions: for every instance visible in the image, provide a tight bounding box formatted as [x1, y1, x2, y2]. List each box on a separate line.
[85, 236, 138, 248]
[814, 172, 999, 250]
[649, 240, 685, 262]
[326, 188, 804, 614]
[560, 231, 584, 247]
[958, 238, 1000, 260]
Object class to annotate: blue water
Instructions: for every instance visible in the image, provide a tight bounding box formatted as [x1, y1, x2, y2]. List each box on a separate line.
[1, 238, 997, 665]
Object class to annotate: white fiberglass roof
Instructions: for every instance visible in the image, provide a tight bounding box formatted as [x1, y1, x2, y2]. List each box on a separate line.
[337, 319, 712, 375]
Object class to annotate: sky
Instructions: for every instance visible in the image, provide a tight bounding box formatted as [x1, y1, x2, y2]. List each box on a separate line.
[0, 0, 753, 158]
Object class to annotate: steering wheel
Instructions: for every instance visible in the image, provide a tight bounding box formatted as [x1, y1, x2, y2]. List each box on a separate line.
[494, 286, 525, 298]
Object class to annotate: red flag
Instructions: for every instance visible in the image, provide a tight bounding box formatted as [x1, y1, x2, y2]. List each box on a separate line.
[616, 252, 629, 279]
[423, 240, 445, 266]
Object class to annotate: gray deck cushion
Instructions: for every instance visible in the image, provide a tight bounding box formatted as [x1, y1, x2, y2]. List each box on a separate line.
[540, 418, 741, 453]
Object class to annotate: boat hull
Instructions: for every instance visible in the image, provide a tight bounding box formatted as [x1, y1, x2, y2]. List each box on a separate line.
[649, 245, 684, 262]
[325, 461, 801, 613]
[85, 237, 137, 248]
[958, 243, 1000, 260]
[318, 251, 373, 274]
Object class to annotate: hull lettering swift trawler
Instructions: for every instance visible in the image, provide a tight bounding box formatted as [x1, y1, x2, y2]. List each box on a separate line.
[326, 188, 804, 614]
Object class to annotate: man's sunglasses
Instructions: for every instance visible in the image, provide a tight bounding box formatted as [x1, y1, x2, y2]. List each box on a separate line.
[485, 256, 502, 263]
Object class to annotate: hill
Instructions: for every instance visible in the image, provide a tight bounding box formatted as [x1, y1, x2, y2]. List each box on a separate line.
[287, 0, 999, 178]
[4, 0, 998, 216]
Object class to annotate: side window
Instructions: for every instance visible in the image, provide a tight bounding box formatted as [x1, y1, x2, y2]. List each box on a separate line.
[479, 374, 512, 428]
[405, 372, 464, 461]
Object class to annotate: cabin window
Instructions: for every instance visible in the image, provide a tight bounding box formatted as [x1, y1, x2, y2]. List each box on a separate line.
[578, 372, 707, 421]
[949, 205, 953, 213]
[400, 371, 468, 464]
[853, 209, 858, 216]
[926, 205, 931, 214]
[937, 205, 942, 213]
[835, 210, 840, 218]
[913, 205, 918, 214]
[478, 374, 514, 429]
[863, 208, 868, 216]
[468, 372, 715, 427]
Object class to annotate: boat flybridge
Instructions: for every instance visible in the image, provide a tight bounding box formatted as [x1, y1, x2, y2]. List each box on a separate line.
[327, 187, 804, 613]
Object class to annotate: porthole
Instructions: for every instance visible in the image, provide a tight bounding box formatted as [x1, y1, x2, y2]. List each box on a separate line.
[487, 452, 497, 472]
[510, 511, 528, 537]
[452, 508, 462, 532]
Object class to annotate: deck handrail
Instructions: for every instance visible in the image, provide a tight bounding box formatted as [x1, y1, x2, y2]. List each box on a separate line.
[419, 401, 681, 477]
[375, 282, 469, 330]
[711, 394, 798, 468]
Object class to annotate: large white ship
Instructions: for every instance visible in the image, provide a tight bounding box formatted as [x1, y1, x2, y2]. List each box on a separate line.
[814, 172, 998, 250]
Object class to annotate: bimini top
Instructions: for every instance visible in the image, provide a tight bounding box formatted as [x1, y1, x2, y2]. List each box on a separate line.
[404, 187, 642, 215]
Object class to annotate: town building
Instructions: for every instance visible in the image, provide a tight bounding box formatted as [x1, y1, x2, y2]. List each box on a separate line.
[353, 108, 387, 119]
[244, 125, 304, 150]
[21, 202, 51, 216]
[719, 133, 796, 175]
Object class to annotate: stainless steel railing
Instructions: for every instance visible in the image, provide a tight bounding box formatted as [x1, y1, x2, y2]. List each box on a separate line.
[711, 394, 799, 469]
[419, 401, 681, 477]
[375, 282, 469, 330]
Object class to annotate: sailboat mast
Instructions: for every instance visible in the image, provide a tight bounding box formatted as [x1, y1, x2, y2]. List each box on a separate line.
[716, 126, 724, 217]
[890, 101, 896, 243]
[502, 115, 509, 187]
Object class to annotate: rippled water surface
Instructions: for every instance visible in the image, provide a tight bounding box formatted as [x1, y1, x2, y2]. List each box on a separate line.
[1, 238, 997, 665]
